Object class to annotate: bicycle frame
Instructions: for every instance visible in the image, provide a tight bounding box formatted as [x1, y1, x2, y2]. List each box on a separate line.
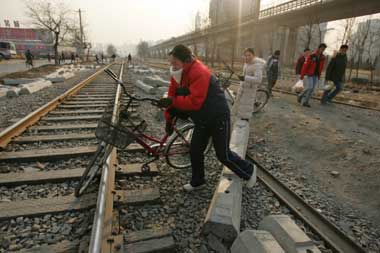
[134, 121, 191, 157]
[104, 68, 193, 159]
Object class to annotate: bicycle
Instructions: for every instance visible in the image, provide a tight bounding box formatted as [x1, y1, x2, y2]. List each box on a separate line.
[217, 62, 269, 114]
[75, 68, 212, 197]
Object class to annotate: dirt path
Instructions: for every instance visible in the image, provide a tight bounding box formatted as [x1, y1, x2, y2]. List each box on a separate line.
[250, 93, 380, 226]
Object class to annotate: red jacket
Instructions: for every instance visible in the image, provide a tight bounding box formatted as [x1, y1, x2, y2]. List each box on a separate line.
[295, 55, 305, 75]
[165, 59, 211, 121]
[300, 51, 326, 79]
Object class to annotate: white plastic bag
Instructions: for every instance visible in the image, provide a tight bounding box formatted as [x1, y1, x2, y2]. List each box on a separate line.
[322, 80, 335, 91]
[292, 80, 304, 93]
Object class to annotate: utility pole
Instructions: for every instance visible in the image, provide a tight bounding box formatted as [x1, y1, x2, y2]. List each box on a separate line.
[78, 9, 85, 59]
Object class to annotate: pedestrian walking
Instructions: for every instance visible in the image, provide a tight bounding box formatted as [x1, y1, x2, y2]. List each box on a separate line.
[61, 51, 65, 64]
[321, 45, 348, 104]
[25, 49, 34, 68]
[47, 53, 51, 63]
[295, 48, 310, 80]
[232, 48, 265, 120]
[157, 44, 256, 191]
[101, 53, 104, 64]
[266, 50, 281, 95]
[95, 54, 99, 64]
[70, 52, 75, 64]
[127, 53, 132, 64]
[298, 43, 327, 107]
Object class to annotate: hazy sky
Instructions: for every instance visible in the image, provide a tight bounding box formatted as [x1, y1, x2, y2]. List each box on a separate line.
[1, 0, 212, 45]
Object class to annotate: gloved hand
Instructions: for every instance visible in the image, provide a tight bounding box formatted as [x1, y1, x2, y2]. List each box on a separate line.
[238, 75, 245, 81]
[165, 121, 174, 135]
[157, 97, 173, 108]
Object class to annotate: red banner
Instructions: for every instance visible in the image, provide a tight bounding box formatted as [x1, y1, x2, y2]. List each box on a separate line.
[0, 28, 38, 41]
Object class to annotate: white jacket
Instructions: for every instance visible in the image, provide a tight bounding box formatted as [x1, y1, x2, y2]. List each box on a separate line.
[232, 57, 266, 120]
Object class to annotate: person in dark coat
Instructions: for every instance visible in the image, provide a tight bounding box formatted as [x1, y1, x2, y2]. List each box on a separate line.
[266, 50, 281, 95]
[70, 52, 75, 64]
[157, 44, 256, 191]
[295, 48, 310, 80]
[321, 45, 348, 104]
[25, 49, 34, 67]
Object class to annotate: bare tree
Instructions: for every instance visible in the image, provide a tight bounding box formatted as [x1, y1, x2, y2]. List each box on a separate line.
[299, 23, 314, 49]
[341, 18, 356, 45]
[136, 41, 149, 59]
[355, 19, 372, 79]
[107, 44, 117, 56]
[26, 0, 73, 65]
[298, 17, 323, 50]
[364, 23, 380, 84]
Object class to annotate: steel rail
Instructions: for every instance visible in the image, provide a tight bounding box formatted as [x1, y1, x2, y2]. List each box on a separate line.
[0, 64, 113, 149]
[246, 155, 365, 253]
[89, 62, 124, 253]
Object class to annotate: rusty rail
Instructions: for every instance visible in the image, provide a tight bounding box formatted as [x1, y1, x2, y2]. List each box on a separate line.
[0, 64, 113, 149]
[89, 62, 124, 253]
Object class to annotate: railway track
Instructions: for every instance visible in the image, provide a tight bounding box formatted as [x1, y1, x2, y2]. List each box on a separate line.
[0, 63, 123, 252]
[246, 155, 365, 253]
[0, 62, 182, 253]
[144, 61, 380, 112]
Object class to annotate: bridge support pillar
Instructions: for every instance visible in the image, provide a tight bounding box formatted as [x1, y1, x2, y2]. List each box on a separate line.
[283, 26, 297, 66]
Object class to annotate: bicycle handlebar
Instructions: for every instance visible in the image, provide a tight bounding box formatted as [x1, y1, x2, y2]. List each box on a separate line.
[104, 68, 159, 106]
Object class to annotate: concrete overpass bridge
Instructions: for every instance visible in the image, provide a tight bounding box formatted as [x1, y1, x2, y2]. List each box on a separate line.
[149, 0, 380, 65]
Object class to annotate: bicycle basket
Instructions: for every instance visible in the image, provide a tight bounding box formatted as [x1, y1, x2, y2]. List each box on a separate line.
[95, 112, 147, 149]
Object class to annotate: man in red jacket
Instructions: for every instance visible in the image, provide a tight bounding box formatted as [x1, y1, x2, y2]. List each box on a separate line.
[157, 44, 256, 191]
[298, 43, 327, 107]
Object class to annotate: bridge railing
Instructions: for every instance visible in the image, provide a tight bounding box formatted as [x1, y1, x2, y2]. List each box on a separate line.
[259, 0, 324, 19]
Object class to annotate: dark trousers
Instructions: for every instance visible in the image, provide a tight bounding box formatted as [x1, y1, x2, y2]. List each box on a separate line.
[321, 80, 342, 102]
[190, 114, 253, 186]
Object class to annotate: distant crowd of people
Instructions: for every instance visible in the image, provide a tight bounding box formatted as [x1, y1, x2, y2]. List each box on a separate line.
[261, 43, 348, 107]
[24, 51, 134, 66]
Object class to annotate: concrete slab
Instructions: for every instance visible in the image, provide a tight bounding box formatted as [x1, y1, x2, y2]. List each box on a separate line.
[157, 86, 168, 94]
[203, 118, 252, 242]
[0, 89, 6, 98]
[258, 215, 321, 253]
[6, 88, 20, 98]
[136, 80, 156, 94]
[19, 80, 52, 95]
[3, 78, 38, 86]
[46, 77, 65, 83]
[231, 230, 285, 253]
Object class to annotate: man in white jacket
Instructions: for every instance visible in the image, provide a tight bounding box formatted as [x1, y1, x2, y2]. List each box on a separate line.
[232, 48, 266, 120]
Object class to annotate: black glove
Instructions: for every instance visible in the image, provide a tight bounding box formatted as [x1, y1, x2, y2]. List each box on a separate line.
[175, 87, 190, 96]
[157, 97, 173, 108]
[165, 121, 174, 135]
[238, 75, 245, 81]
[168, 107, 189, 120]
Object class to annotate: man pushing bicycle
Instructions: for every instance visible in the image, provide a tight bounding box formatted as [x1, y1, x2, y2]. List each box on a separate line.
[157, 44, 256, 192]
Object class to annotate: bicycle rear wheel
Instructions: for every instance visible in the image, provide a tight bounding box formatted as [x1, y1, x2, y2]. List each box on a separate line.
[165, 124, 212, 169]
[253, 88, 269, 113]
[74, 143, 111, 197]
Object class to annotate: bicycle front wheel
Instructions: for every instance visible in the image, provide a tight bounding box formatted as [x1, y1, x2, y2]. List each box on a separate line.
[253, 88, 269, 113]
[75, 143, 111, 197]
[165, 124, 211, 169]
